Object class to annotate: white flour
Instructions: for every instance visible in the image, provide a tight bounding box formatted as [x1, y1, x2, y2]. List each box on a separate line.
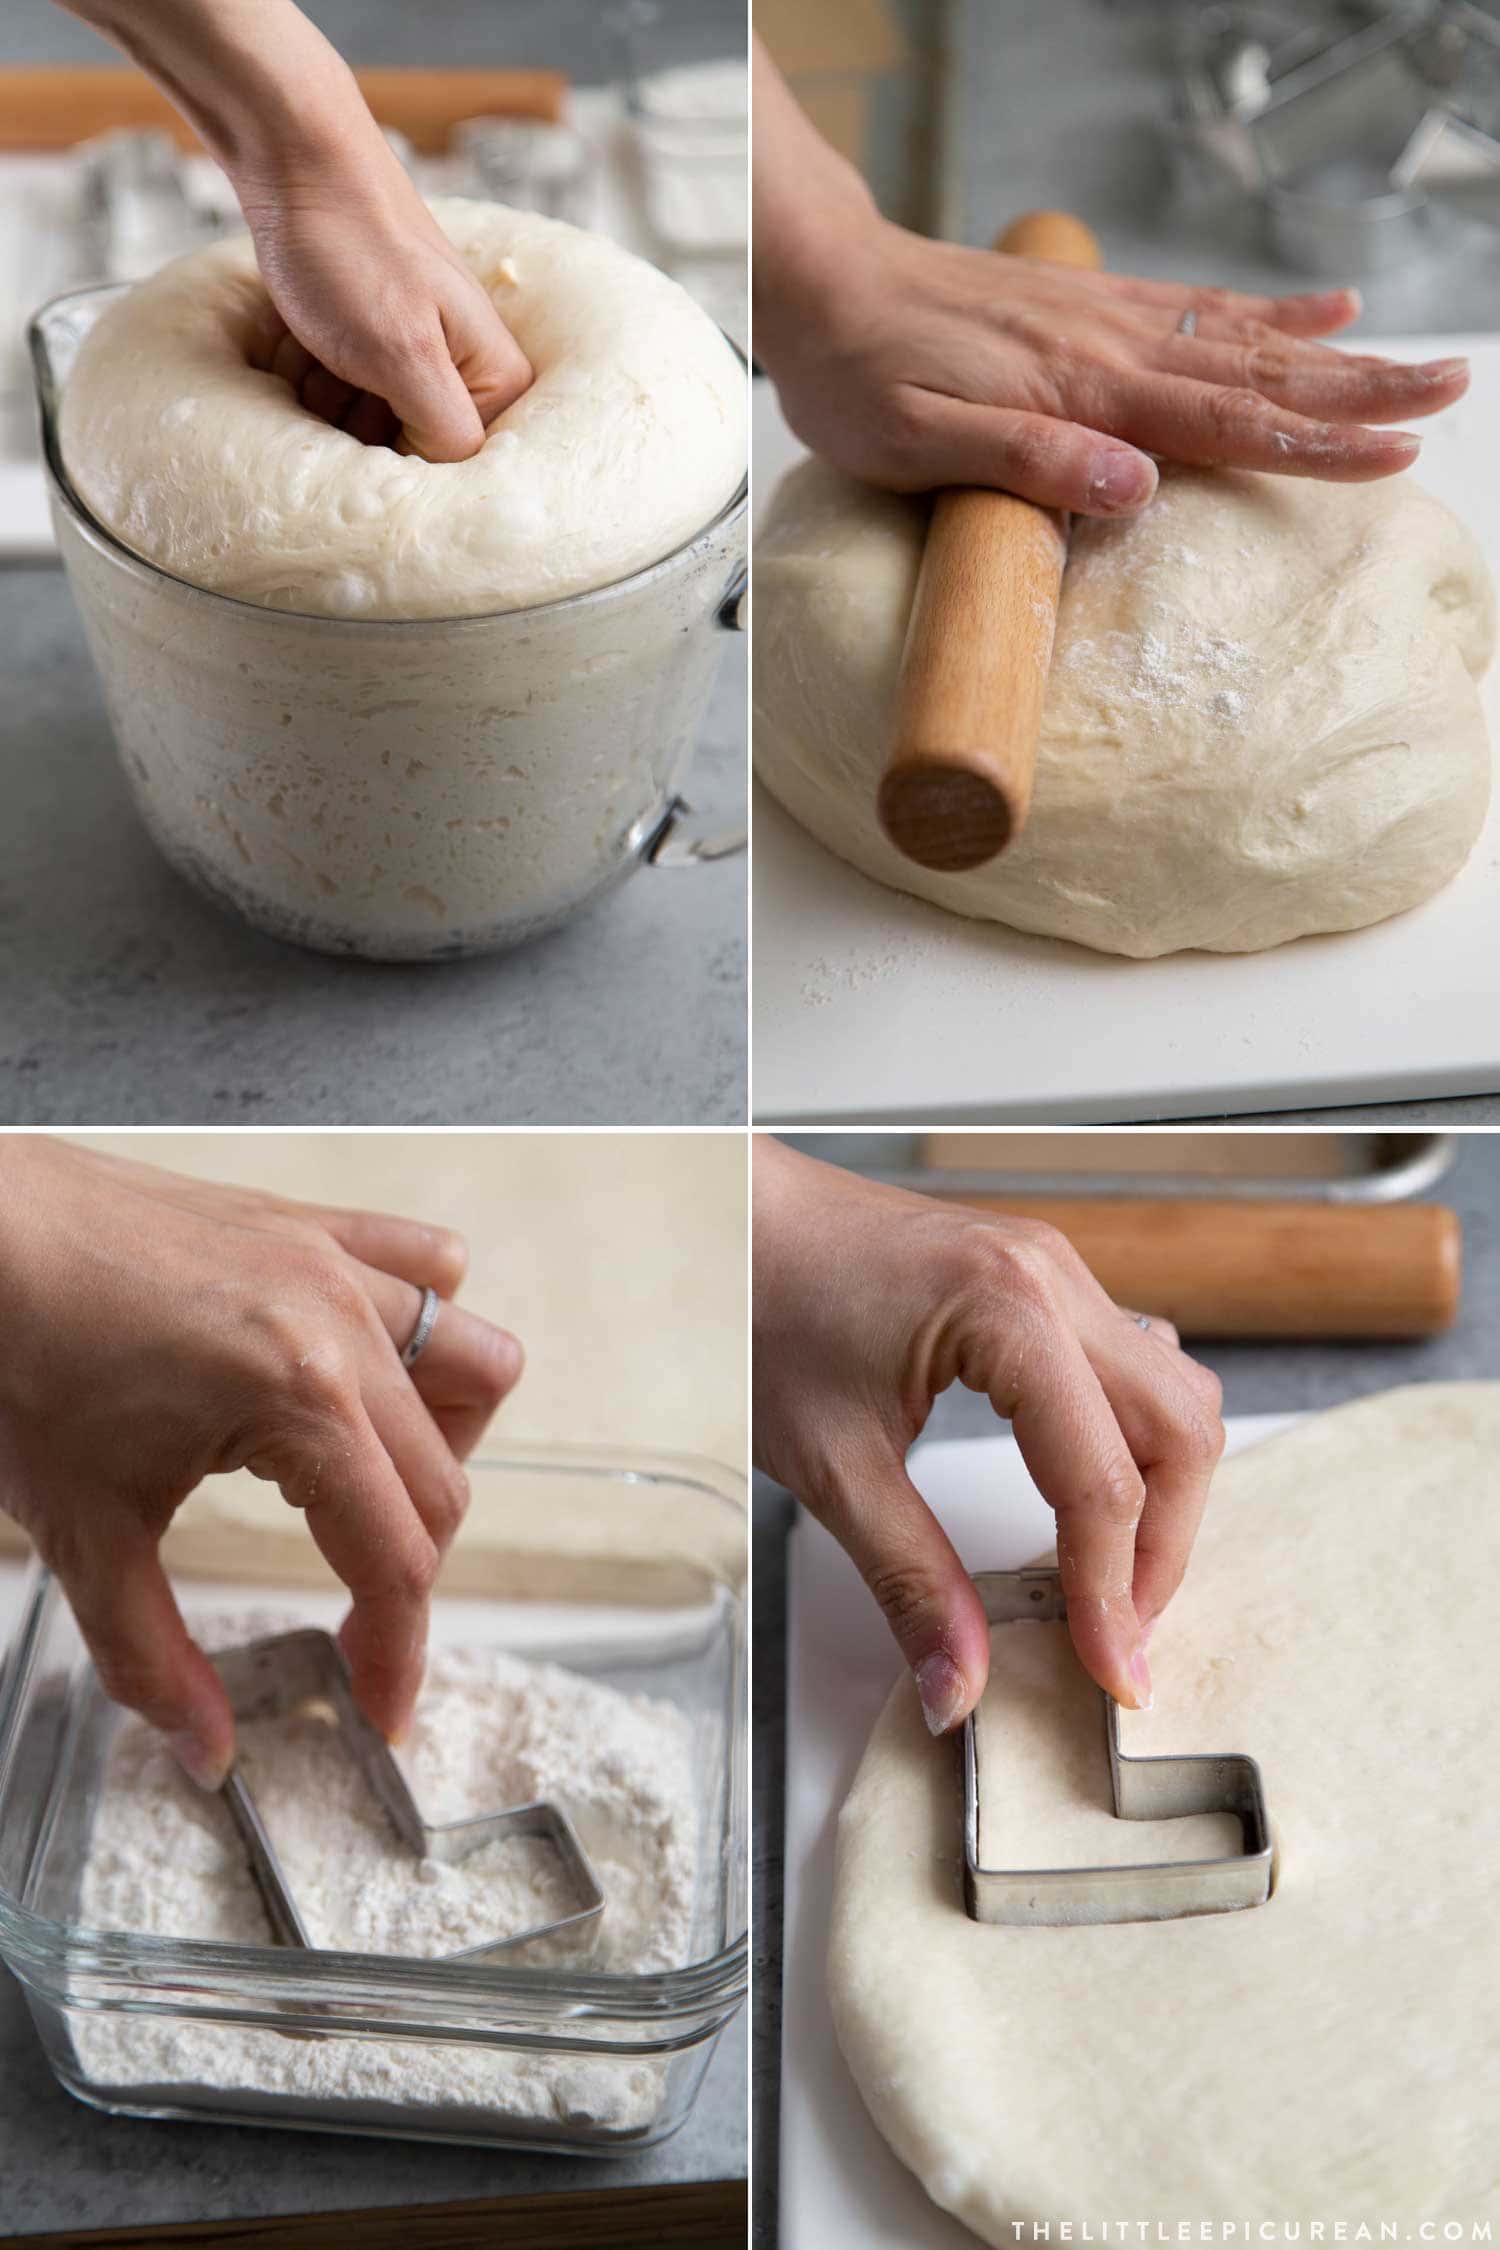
[73, 1619, 702, 2135]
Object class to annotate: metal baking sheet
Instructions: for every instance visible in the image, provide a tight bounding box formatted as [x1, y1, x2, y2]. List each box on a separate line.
[901, 1129, 1455, 1201]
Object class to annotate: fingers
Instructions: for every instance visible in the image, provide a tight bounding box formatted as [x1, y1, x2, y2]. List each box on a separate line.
[1109, 368, 1421, 480]
[265, 328, 401, 448]
[301, 363, 361, 430]
[1154, 334, 1468, 426]
[991, 1322, 1153, 1709]
[361, 1364, 472, 1567]
[257, 1397, 437, 1742]
[1073, 1304, 1225, 1639]
[264, 318, 478, 458]
[384, 337, 490, 462]
[345, 391, 402, 448]
[898, 394, 1159, 515]
[811, 1446, 993, 1732]
[382, 287, 533, 459]
[1102, 275, 1363, 339]
[357, 1263, 524, 1461]
[303, 1204, 469, 1297]
[62, 1529, 234, 1790]
[443, 292, 534, 430]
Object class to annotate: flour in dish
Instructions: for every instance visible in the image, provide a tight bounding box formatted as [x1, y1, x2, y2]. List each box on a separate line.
[74, 1622, 701, 2130]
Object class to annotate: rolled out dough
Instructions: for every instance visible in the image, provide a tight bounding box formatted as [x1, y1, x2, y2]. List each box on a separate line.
[828, 1384, 1500, 2233]
[754, 463, 1495, 956]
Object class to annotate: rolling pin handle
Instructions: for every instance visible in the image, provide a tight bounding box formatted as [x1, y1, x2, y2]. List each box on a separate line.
[879, 210, 1103, 875]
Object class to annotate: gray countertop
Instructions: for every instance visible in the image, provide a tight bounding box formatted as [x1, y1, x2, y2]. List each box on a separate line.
[751, 1128, 1500, 2245]
[2, 0, 747, 76]
[0, 568, 746, 1126]
[0, 1971, 746, 2236]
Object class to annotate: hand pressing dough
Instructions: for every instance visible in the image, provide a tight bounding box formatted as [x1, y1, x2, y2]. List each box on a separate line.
[755, 462, 1495, 956]
[61, 199, 746, 619]
[829, 1384, 1500, 2235]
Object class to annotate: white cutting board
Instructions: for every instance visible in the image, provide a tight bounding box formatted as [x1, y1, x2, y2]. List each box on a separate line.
[751, 337, 1500, 1122]
[779, 1411, 1297, 2249]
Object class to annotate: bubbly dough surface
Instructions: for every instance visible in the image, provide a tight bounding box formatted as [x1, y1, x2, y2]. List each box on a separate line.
[829, 1385, 1500, 2234]
[61, 199, 746, 619]
[755, 463, 1495, 956]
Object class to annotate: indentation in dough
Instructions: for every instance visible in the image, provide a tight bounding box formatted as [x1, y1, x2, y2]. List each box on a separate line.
[59, 201, 746, 620]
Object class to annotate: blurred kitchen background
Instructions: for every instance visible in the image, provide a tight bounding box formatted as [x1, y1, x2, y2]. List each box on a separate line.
[0, 0, 747, 554]
[760, 0, 1500, 318]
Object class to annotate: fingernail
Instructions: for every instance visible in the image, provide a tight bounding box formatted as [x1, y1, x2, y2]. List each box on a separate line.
[1128, 1647, 1154, 1712]
[914, 1651, 967, 1737]
[168, 1730, 230, 1792]
[1412, 362, 1475, 393]
[1139, 1615, 1156, 1650]
[1089, 450, 1156, 512]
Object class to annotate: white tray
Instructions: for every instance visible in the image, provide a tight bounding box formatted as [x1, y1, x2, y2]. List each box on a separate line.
[751, 338, 1500, 1122]
[778, 1412, 1297, 2248]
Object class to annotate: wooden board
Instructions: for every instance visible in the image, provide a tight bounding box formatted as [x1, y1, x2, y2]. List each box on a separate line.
[0, 67, 567, 152]
[9, 2180, 746, 2250]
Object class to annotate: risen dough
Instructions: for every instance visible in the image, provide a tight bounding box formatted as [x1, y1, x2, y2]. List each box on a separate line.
[755, 462, 1495, 956]
[829, 1385, 1500, 2234]
[61, 199, 746, 619]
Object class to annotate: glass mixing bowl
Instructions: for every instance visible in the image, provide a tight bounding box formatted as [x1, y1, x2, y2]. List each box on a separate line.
[30, 287, 747, 962]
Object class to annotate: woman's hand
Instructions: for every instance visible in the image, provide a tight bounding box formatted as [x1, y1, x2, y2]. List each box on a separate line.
[59, 0, 533, 461]
[753, 1141, 1224, 1731]
[752, 42, 1466, 514]
[242, 170, 535, 461]
[0, 1139, 523, 1786]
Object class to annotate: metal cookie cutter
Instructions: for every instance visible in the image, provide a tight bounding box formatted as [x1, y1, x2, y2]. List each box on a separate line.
[962, 1570, 1274, 1928]
[212, 1629, 605, 1961]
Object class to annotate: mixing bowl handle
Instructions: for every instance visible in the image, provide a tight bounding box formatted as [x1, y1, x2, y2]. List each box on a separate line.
[645, 797, 747, 868]
[717, 565, 747, 633]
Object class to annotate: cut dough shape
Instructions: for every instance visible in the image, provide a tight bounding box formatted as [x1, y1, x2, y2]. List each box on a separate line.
[972, 1619, 1242, 1874]
[61, 200, 746, 619]
[828, 1385, 1500, 2234]
[755, 462, 1495, 956]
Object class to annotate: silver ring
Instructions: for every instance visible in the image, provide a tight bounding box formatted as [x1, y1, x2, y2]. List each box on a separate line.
[1177, 307, 1198, 337]
[1134, 1312, 1152, 1331]
[401, 1286, 440, 1368]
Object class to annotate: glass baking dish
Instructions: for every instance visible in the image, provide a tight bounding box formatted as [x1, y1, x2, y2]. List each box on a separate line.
[0, 1448, 746, 2155]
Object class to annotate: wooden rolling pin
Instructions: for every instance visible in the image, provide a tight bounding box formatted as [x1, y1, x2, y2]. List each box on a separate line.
[960, 1197, 1462, 1338]
[879, 208, 1101, 874]
[0, 66, 567, 153]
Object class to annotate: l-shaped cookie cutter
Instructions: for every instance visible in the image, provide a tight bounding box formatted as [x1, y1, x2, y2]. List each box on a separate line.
[962, 1569, 1275, 1927]
[212, 1628, 605, 1962]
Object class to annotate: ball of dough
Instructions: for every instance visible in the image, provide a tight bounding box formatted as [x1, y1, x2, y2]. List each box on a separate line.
[754, 462, 1495, 956]
[828, 1385, 1500, 2235]
[60, 199, 746, 620]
